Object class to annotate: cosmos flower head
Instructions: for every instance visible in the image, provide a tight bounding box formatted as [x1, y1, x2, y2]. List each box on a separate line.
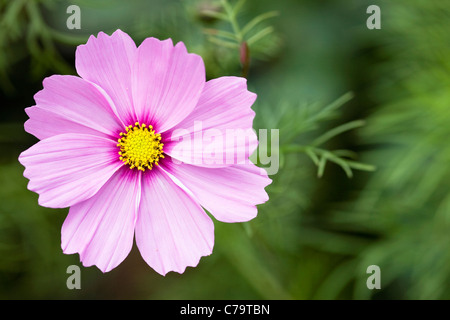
[19, 29, 271, 275]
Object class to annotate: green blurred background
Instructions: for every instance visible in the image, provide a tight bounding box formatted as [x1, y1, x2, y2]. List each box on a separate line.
[1, 0, 449, 299]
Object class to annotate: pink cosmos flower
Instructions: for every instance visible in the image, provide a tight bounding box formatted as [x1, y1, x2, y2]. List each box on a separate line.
[18, 30, 271, 275]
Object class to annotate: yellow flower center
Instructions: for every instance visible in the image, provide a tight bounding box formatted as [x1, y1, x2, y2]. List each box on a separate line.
[117, 122, 164, 171]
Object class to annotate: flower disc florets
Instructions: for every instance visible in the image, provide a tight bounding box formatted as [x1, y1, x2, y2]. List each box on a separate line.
[117, 122, 164, 171]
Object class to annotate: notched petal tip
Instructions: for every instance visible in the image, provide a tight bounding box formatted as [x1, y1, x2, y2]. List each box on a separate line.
[138, 36, 173, 50]
[156, 248, 214, 276]
[136, 169, 214, 276]
[61, 168, 139, 274]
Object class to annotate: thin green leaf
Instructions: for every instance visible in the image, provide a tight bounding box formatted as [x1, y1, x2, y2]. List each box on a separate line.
[327, 155, 354, 178]
[332, 149, 358, 159]
[312, 119, 366, 147]
[201, 9, 229, 21]
[346, 160, 376, 172]
[310, 92, 354, 123]
[232, 0, 247, 16]
[203, 28, 239, 42]
[247, 26, 274, 46]
[207, 35, 241, 49]
[305, 147, 320, 166]
[317, 155, 328, 178]
[241, 11, 279, 37]
[220, 0, 243, 41]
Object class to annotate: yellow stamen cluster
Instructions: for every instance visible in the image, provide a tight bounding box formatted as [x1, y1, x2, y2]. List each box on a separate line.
[117, 122, 164, 171]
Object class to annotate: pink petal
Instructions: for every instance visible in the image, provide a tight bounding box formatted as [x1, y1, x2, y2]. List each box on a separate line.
[164, 76, 257, 167]
[25, 75, 123, 140]
[62, 167, 140, 273]
[131, 38, 205, 132]
[75, 29, 137, 125]
[135, 168, 214, 275]
[162, 160, 271, 222]
[19, 134, 122, 208]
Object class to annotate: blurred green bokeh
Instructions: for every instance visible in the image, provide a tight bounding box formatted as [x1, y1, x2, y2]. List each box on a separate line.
[1, 0, 449, 299]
